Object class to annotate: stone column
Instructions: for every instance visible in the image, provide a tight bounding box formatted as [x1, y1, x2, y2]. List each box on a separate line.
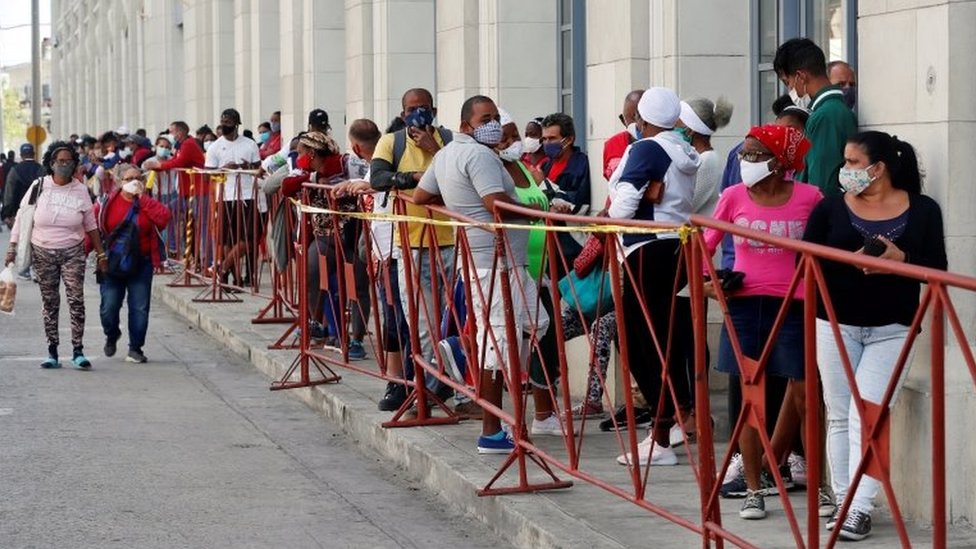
[302, 0, 345, 145]
[345, 0, 375, 121]
[859, 0, 976, 526]
[278, 0, 304, 139]
[250, 0, 280, 126]
[435, 0, 479, 126]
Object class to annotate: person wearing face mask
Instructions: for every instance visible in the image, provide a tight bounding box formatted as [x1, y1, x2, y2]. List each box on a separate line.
[124, 135, 154, 168]
[539, 113, 590, 215]
[256, 122, 271, 146]
[702, 125, 820, 520]
[774, 38, 856, 197]
[414, 95, 552, 454]
[677, 96, 734, 217]
[369, 88, 459, 414]
[521, 118, 547, 170]
[603, 89, 645, 180]
[205, 107, 262, 287]
[259, 111, 283, 160]
[93, 166, 171, 364]
[5, 142, 109, 369]
[828, 61, 857, 111]
[606, 87, 701, 468]
[802, 132, 946, 541]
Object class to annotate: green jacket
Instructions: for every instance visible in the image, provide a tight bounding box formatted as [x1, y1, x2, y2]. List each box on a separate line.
[796, 85, 857, 197]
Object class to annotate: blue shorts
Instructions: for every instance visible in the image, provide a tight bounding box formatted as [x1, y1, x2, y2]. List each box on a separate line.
[717, 295, 805, 380]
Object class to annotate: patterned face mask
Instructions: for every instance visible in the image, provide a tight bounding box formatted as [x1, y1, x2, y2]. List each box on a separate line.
[473, 120, 503, 146]
[838, 163, 877, 195]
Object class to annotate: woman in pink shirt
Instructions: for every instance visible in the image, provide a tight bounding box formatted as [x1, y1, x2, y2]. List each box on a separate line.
[703, 125, 821, 520]
[4, 142, 108, 369]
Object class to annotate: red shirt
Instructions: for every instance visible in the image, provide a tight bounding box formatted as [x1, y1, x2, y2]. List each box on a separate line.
[159, 138, 207, 197]
[545, 155, 569, 183]
[602, 130, 633, 181]
[98, 192, 172, 260]
[259, 132, 282, 160]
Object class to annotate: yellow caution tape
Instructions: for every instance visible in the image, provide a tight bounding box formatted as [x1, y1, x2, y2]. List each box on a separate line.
[289, 198, 694, 236]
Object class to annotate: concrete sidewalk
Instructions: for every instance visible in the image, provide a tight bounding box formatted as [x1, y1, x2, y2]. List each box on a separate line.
[154, 278, 974, 548]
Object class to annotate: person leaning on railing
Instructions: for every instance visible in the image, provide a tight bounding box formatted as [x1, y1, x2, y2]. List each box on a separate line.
[801, 131, 947, 542]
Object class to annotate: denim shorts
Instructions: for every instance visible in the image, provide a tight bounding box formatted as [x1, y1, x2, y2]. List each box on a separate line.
[717, 295, 805, 380]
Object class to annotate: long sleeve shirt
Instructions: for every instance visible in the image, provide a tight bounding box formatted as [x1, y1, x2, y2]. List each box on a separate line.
[795, 85, 857, 197]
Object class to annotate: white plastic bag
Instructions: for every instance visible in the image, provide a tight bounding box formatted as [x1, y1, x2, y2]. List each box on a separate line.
[0, 264, 17, 315]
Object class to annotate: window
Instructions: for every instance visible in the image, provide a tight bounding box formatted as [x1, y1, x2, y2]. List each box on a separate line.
[751, 0, 857, 123]
[558, 0, 586, 148]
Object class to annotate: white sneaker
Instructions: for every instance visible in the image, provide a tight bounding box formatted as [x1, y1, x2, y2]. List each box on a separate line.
[616, 434, 678, 466]
[721, 452, 744, 483]
[788, 452, 807, 486]
[530, 414, 565, 436]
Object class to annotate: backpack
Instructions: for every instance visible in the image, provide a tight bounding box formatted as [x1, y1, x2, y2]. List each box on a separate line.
[104, 199, 142, 277]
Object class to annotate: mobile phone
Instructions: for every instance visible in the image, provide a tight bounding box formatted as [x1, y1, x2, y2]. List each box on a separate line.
[863, 236, 886, 257]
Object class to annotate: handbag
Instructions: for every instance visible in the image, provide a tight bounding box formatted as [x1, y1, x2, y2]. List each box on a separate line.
[573, 234, 605, 278]
[558, 266, 614, 320]
[14, 179, 44, 273]
[104, 199, 142, 277]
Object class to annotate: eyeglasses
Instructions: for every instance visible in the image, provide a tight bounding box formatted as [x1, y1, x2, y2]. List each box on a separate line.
[122, 176, 143, 182]
[52, 159, 74, 166]
[618, 114, 626, 127]
[737, 150, 774, 162]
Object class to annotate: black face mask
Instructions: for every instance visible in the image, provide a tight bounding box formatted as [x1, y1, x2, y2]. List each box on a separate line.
[220, 125, 237, 136]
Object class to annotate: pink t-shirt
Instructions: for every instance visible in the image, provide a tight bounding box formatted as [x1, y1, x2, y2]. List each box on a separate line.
[11, 176, 97, 250]
[704, 182, 823, 299]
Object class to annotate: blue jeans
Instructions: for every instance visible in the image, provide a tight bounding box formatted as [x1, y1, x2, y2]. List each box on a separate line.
[100, 260, 154, 352]
[399, 247, 455, 395]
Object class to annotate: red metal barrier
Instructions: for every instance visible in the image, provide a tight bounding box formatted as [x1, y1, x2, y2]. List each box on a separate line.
[263, 183, 974, 547]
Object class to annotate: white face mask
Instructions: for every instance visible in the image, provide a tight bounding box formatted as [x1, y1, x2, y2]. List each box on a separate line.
[788, 77, 811, 110]
[522, 136, 541, 154]
[740, 159, 773, 188]
[498, 140, 524, 162]
[122, 180, 143, 195]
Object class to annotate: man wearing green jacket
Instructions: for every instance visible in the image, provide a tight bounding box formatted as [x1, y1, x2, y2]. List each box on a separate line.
[774, 38, 857, 197]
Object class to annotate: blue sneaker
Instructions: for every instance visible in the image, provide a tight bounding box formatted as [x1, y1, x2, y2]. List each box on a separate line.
[348, 339, 366, 360]
[438, 336, 467, 385]
[477, 430, 515, 455]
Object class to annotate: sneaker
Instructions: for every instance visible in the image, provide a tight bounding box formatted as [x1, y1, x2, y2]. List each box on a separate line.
[347, 340, 366, 360]
[788, 452, 807, 486]
[599, 406, 653, 432]
[433, 383, 454, 404]
[125, 349, 148, 364]
[71, 354, 92, 370]
[818, 486, 838, 518]
[378, 382, 407, 412]
[453, 400, 483, 420]
[720, 452, 744, 484]
[669, 423, 695, 446]
[477, 430, 515, 454]
[838, 509, 872, 541]
[104, 335, 119, 358]
[616, 434, 678, 467]
[570, 401, 606, 419]
[739, 490, 767, 520]
[437, 336, 467, 385]
[720, 469, 785, 498]
[40, 356, 61, 369]
[297, 321, 327, 341]
[530, 414, 564, 436]
[826, 508, 840, 531]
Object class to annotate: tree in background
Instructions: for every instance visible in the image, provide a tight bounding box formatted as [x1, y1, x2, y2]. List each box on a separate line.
[2, 85, 29, 152]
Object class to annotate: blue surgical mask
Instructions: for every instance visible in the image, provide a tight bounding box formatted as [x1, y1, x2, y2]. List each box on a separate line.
[543, 141, 565, 159]
[259, 131, 271, 143]
[156, 146, 172, 159]
[405, 107, 435, 129]
[472, 120, 503, 146]
[270, 122, 281, 133]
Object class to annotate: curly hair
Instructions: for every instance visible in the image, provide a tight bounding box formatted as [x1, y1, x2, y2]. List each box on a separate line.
[42, 140, 81, 175]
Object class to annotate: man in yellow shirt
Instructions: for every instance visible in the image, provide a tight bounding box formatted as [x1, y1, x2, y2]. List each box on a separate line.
[370, 88, 474, 417]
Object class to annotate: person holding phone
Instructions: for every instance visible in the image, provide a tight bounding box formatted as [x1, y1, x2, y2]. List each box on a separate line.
[802, 131, 947, 541]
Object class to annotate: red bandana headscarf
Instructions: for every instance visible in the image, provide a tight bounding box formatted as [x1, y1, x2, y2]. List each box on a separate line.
[746, 125, 811, 173]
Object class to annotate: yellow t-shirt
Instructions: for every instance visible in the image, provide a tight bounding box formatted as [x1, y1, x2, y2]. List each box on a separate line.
[373, 130, 456, 249]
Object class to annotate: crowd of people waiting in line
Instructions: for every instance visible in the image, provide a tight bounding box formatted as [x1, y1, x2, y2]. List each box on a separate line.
[0, 38, 945, 542]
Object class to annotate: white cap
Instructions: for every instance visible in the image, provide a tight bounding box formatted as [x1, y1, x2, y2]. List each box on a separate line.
[637, 87, 681, 129]
[116, 125, 130, 136]
[498, 108, 515, 127]
[680, 101, 714, 136]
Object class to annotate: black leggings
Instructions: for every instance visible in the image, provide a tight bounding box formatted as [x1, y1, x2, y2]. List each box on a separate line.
[621, 239, 693, 423]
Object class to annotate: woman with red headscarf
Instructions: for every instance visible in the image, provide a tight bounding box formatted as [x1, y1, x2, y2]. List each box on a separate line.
[702, 124, 822, 520]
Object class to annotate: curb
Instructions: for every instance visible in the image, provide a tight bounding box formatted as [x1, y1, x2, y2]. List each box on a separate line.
[154, 281, 626, 549]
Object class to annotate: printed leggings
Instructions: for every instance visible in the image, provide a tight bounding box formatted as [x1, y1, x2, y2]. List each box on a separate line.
[561, 309, 617, 405]
[32, 243, 88, 351]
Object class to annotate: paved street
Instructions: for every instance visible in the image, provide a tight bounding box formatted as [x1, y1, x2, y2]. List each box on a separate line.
[0, 232, 509, 549]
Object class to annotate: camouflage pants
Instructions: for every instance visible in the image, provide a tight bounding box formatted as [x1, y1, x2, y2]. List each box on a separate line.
[32, 243, 87, 350]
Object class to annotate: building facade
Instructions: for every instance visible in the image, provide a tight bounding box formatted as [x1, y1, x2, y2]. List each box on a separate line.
[51, 0, 976, 525]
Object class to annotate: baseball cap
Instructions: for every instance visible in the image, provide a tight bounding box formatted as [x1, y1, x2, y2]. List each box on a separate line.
[19, 143, 35, 157]
[221, 108, 242, 125]
[307, 109, 330, 129]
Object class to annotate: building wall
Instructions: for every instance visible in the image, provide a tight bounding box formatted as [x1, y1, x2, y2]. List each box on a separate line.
[48, 0, 976, 525]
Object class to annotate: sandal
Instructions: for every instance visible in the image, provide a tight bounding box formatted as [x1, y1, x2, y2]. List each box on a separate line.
[71, 354, 92, 370]
[40, 357, 61, 369]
